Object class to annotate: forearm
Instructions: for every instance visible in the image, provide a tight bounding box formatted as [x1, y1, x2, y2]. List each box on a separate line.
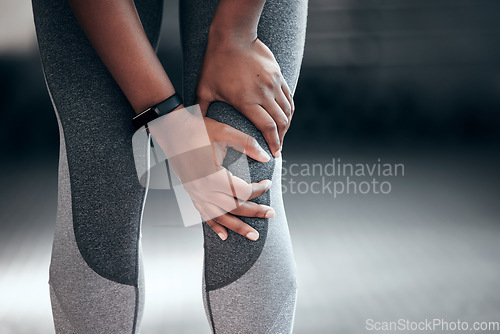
[68, 0, 175, 114]
[209, 0, 266, 44]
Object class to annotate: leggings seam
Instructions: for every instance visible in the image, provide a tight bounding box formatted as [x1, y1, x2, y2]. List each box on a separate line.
[266, 283, 297, 334]
[131, 286, 139, 334]
[206, 290, 217, 334]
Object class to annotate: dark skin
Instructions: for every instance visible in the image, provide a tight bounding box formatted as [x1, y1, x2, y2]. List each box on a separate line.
[199, 0, 295, 158]
[68, 0, 294, 240]
[67, 0, 174, 113]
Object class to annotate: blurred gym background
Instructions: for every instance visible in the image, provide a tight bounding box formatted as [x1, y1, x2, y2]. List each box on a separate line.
[1, 0, 499, 333]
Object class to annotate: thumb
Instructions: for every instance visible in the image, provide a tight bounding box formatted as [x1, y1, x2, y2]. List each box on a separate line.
[195, 89, 212, 117]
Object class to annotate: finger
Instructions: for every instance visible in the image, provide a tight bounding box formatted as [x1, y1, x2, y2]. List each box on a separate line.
[212, 174, 271, 205]
[217, 125, 271, 162]
[225, 175, 273, 203]
[241, 104, 281, 158]
[194, 202, 227, 240]
[248, 179, 273, 200]
[195, 87, 212, 116]
[196, 98, 211, 117]
[261, 100, 289, 151]
[205, 218, 228, 240]
[230, 200, 275, 219]
[204, 202, 260, 241]
[207, 190, 275, 218]
[275, 87, 292, 120]
[211, 169, 253, 201]
[281, 78, 295, 115]
[275, 89, 293, 146]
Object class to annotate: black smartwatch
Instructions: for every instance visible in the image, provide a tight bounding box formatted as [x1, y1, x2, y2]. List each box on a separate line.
[132, 93, 183, 130]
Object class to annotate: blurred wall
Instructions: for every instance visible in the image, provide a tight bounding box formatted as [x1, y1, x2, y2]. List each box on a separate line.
[1, 0, 499, 158]
[295, 0, 500, 144]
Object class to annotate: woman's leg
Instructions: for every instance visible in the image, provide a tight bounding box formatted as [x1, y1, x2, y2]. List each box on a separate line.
[31, 0, 163, 332]
[180, 0, 307, 332]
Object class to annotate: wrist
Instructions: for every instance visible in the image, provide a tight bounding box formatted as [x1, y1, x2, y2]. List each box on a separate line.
[208, 24, 257, 50]
[132, 88, 176, 115]
[132, 93, 183, 130]
[148, 104, 211, 159]
[208, 0, 264, 48]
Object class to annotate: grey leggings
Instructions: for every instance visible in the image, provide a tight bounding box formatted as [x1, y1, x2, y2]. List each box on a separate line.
[32, 0, 307, 332]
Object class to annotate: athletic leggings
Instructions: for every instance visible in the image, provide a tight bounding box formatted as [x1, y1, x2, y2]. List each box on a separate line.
[32, 0, 307, 332]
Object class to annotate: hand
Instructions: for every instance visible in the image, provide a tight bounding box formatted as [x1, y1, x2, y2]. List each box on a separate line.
[148, 105, 274, 241]
[196, 36, 294, 158]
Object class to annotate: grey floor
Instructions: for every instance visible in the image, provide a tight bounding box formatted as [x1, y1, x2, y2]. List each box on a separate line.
[1, 143, 499, 333]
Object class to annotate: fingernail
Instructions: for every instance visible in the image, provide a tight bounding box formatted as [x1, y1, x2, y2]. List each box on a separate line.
[265, 209, 275, 218]
[218, 232, 227, 240]
[264, 180, 272, 188]
[246, 231, 259, 241]
[274, 149, 281, 158]
[261, 150, 271, 161]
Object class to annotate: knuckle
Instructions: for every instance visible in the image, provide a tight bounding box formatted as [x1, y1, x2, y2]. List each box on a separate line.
[264, 79, 274, 89]
[262, 74, 277, 88]
[261, 121, 277, 133]
[252, 203, 264, 214]
[259, 208, 268, 217]
[272, 71, 281, 81]
[246, 136, 259, 150]
[278, 117, 288, 130]
[233, 224, 246, 235]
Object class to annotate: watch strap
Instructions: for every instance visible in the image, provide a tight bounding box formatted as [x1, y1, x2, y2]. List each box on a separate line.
[132, 93, 183, 129]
